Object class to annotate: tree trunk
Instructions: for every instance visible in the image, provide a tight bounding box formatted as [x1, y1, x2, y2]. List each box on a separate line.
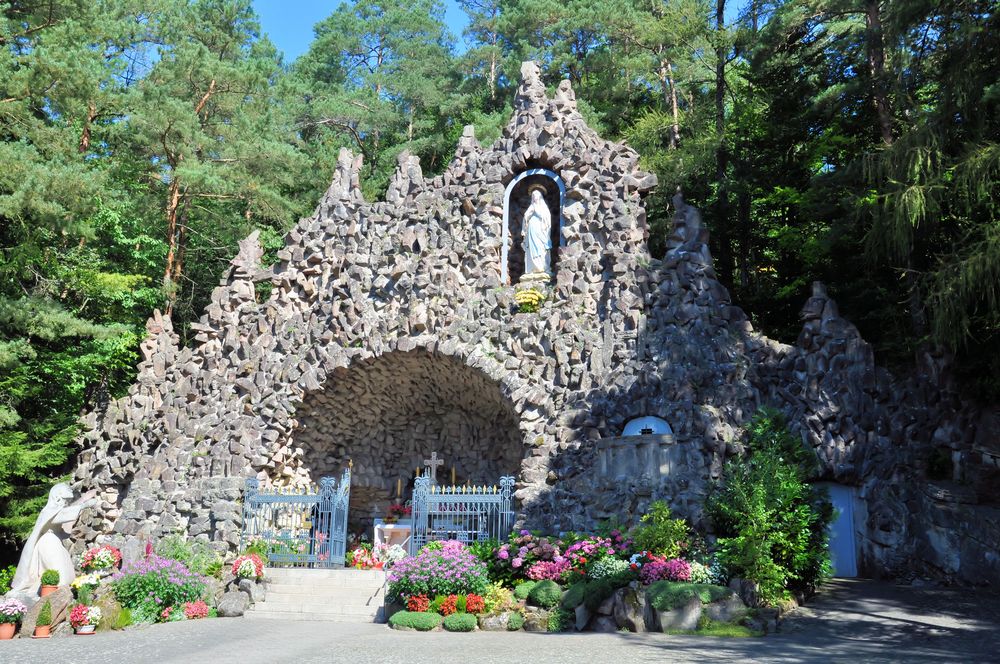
[163, 174, 182, 312]
[79, 101, 97, 153]
[865, 0, 893, 145]
[714, 0, 732, 283]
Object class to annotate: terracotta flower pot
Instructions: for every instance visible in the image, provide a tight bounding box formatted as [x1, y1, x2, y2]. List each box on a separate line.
[0, 623, 15, 640]
[34, 625, 51, 638]
[40, 584, 58, 597]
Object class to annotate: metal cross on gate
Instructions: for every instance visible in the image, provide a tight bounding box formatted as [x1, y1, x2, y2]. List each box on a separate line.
[423, 451, 444, 484]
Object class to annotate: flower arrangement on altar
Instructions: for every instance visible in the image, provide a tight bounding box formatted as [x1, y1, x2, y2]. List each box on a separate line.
[80, 544, 122, 572]
[385, 503, 411, 523]
[514, 286, 545, 313]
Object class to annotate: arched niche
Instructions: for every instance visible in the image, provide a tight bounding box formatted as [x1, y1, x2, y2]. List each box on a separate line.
[502, 168, 566, 285]
[623, 416, 673, 437]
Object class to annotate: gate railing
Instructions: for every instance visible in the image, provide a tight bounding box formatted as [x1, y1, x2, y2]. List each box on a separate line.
[410, 474, 515, 555]
[241, 467, 350, 568]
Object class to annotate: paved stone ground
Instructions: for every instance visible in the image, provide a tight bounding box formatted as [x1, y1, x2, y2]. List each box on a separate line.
[3, 580, 999, 663]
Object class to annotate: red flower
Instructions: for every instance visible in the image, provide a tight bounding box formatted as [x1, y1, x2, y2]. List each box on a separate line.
[406, 594, 430, 612]
[465, 594, 485, 614]
[439, 594, 459, 616]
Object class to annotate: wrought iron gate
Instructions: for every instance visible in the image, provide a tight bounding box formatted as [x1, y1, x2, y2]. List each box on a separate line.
[410, 474, 515, 555]
[241, 467, 350, 568]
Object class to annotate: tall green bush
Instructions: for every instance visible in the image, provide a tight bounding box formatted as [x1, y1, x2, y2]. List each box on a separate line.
[707, 408, 833, 605]
[630, 501, 690, 558]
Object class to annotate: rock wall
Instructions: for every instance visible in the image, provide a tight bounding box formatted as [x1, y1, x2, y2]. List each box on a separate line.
[70, 62, 999, 586]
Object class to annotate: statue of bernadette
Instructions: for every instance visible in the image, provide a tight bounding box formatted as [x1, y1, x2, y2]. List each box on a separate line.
[10, 483, 97, 595]
[522, 186, 552, 277]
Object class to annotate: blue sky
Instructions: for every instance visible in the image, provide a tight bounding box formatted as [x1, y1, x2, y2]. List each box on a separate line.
[251, 0, 471, 63]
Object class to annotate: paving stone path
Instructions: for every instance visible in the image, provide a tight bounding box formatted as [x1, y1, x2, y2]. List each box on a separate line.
[3, 580, 999, 663]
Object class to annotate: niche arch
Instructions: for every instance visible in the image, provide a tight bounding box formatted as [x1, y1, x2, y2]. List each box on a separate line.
[501, 168, 566, 284]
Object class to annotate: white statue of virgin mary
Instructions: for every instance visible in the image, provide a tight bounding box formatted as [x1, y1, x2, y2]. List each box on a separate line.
[10, 483, 97, 595]
[522, 186, 552, 276]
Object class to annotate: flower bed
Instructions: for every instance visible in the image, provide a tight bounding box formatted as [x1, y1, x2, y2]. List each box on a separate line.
[111, 554, 206, 623]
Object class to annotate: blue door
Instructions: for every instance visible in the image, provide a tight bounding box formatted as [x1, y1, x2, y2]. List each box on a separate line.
[823, 483, 858, 577]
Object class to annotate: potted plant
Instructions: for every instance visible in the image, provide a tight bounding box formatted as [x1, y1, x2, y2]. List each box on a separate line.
[40, 569, 60, 596]
[0, 598, 27, 640]
[385, 503, 411, 524]
[69, 604, 102, 635]
[231, 553, 265, 581]
[33, 600, 52, 638]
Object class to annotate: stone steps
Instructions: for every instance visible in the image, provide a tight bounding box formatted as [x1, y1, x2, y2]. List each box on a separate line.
[247, 567, 388, 623]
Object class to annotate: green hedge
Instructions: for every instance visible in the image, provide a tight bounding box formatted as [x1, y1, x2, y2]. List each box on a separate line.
[513, 580, 537, 600]
[388, 611, 443, 631]
[645, 582, 732, 611]
[527, 580, 561, 608]
[442, 612, 478, 632]
[507, 612, 525, 631]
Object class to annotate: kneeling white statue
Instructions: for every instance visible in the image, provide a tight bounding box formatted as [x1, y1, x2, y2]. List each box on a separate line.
[9, 483, 97, 596]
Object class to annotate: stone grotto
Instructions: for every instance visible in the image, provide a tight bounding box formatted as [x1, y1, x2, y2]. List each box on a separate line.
[69, 61, 1000, 586]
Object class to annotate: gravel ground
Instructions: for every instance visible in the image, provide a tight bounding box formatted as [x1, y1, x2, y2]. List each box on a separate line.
[3, 579, 999, 664]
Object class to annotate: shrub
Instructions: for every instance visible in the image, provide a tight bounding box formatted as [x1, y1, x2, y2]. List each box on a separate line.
[406, 594, 430, 612]
[156, 535, 223, 577]
[645, 581, 732, 611]
[442, 612, 478, 632]
[495, 531, 564, 585]
[707, 408, 833, 605]
[582, 579, 619, 612]
[547, 607, 575, 632]
[242, 539, 269, 558]
[111, 554, 206, 618]
[483, 583, 514, 614]
[630, 502, 690, 559]
[40, 569, 60, 585]
[512, 580, 537, 600]
[467, 538, 499, 566]
[507, 611, 525, 631]
[527, 559, 571, 581]
[0, 565, 15, 595]
[389, 610, 442, 631]
[688, 560, 724, 585]
[640, 558, 692, 585]
[527, 579, 562, 608]
[36, 600, 52, 626]
[439, 594, 459, 616]
[563, 536, 617, 574]
[561, 583, 586, 609]
[465, 593, 485, 614]
[589, 557, 632, 581]
[387, 541, 489, 603]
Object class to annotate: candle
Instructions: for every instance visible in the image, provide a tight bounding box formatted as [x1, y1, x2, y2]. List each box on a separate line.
[415, 466, 419, 478]
[396, 478, 402, 498]
[451, 466, 456, 485]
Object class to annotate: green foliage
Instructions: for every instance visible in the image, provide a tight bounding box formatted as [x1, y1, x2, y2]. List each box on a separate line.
[388, 610, 442, 631]
[512, 580, 537, 600]
[547, 607, 575, 632]
[36, 600, 52, 627]
[560, 579, 621, 613]
[667, 617, 760, 638]
[631, 501, 691, 559]
[645, 581, 733, 612]
[506, 611, 525, 631]
[95, 596, 131, 632]
[0, 565, 14, 594]
[708, 409, 833, 605]
[111, 556, 206, 616]
[482, 582, 514, 615]
[442, 612, 478, 632]
[40, 569, 60, 586]
[527, 579, 562, 609]
[155, 535, 223, 578]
